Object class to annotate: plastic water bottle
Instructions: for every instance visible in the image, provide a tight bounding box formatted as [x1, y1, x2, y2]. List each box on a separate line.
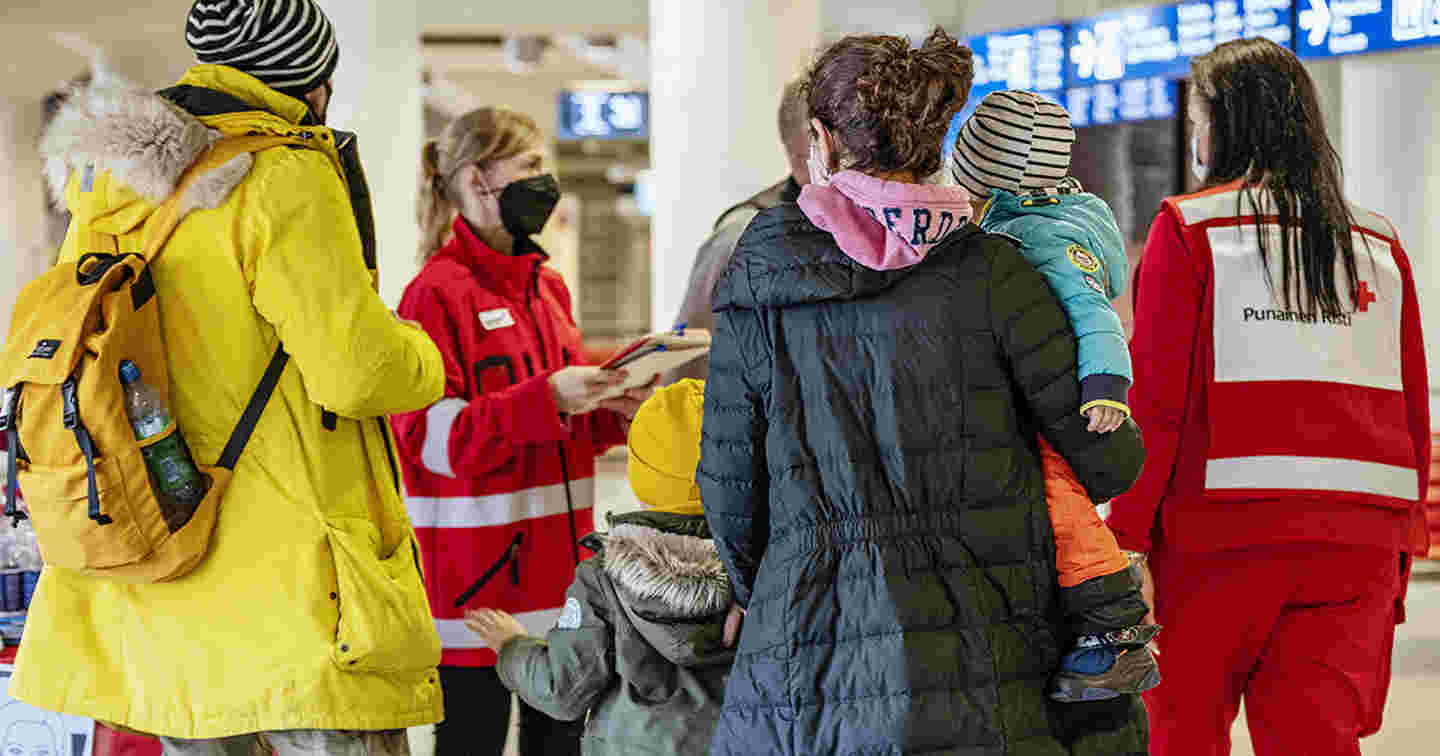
[119, 361, 209, 514]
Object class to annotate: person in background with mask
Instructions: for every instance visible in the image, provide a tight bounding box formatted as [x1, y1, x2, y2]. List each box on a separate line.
[668, 80, 811, 381]
[391, 107, 655, 756]
[1110, 37, 1430, 755]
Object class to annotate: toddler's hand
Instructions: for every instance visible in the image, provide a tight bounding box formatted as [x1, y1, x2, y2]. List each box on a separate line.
[1084, 405, 1127, 433]
[465, 608, 528, 651]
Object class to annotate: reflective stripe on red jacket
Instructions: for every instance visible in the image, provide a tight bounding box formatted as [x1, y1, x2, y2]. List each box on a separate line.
[1109, 181, 1431, 557]
[391, 218, 628, 666]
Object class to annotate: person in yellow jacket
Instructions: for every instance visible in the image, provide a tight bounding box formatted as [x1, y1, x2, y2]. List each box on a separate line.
[11, 2, 447, 754]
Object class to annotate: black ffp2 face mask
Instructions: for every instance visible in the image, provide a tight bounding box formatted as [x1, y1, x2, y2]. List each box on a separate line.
[499, 174, 561, 238]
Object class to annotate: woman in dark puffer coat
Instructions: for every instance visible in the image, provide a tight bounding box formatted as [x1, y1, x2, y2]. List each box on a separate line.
[699, 28, 1149, 756]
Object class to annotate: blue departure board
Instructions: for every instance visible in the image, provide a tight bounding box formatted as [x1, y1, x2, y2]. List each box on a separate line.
[1066, 77, 1181, 126]
[1066, 1, 1293, 86]
[1297, 0, 1440, 57]
[958, 25, 1067, 124]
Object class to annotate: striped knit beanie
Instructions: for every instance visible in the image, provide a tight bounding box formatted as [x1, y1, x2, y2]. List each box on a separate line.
[950, 90, 1075, 197]
[186, 0, 339, 98]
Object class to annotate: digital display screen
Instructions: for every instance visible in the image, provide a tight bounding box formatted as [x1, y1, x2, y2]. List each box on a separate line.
[557, 91, 648, 141]
[1067, 77, 1180, 126]
[1297, 0, 1440, 57]
[959, 25, 1067, 124]
[1066, 1, 1293, 86]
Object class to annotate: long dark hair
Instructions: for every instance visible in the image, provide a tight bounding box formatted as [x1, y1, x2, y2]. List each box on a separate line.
[803, 27, 974, 178]
[1192, 37, 1367, 316]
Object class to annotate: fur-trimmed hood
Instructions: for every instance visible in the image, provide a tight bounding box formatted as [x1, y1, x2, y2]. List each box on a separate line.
[601, 514, 734, 668]
[41, 85, 256, 236]
[605, 522, 731, 619]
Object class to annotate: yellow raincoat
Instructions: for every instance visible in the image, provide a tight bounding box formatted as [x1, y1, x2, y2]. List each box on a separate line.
[10, 66, 447, 738]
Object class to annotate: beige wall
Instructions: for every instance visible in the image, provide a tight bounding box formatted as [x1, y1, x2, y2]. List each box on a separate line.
[0, 97, 53, 335]
[648, 0, 822, 329]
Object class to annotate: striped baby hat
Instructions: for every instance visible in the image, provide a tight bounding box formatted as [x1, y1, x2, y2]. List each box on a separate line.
[950, 90, 1075, 196]
[186, 0, 339, 98]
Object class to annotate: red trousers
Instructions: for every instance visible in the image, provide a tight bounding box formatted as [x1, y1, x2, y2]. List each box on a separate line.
[1145, 543, 1406, 756]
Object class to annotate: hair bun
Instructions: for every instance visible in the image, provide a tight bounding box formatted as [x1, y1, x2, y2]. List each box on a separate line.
[855, 27, 973, 176]
[806, 26, 975, 176]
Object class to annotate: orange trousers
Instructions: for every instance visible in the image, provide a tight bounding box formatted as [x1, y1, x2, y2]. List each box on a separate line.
[1039, 437, 1129, 587]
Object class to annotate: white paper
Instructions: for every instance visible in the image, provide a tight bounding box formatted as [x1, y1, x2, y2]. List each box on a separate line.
[0, 665, 95, 756]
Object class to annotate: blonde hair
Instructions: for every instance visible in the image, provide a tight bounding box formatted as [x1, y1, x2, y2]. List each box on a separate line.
[418, 107, 542, 261]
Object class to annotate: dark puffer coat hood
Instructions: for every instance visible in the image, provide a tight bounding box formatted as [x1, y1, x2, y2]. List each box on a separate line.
[700, 202, 1148, 756]
[711, 208, 974, 310]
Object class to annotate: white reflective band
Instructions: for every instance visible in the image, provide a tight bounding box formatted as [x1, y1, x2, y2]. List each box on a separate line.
[1174, 188, 1247, 224]
[421, 399, 468, 478]
[435, 608, 564, 648]
[1206, 456, 1419, 500]
[407, 478, 596, 529]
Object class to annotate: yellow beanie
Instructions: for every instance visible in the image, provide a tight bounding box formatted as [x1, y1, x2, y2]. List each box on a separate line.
[627, 379, 706, 516]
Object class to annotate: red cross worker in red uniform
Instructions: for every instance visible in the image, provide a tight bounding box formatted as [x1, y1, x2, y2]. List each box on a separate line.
[392, 107, 654, 756]
[1110, 38, 1431, 756]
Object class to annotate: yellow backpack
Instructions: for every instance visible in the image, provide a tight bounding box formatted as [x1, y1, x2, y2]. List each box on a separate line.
[0, 135, 304, 583]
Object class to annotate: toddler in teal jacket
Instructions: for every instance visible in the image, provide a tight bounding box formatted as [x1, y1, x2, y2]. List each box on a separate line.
[951, 90, 1132, 425]
[949, 90, 1159, 702]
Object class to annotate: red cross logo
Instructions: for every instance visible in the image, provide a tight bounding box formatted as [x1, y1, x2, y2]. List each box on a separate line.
[1356, 282, 1377, 313]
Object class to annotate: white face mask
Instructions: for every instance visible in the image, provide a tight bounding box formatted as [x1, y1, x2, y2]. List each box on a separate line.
[807, 140, 833, 187]
[1191, 132, 1209, 183]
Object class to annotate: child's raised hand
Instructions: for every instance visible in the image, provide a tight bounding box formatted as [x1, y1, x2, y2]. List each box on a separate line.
[1084, 405, 1127, 434]
[465, 608, 528, 651]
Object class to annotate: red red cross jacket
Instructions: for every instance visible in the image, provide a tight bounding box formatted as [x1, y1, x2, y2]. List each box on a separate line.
[391, 218, 627, 667]
[1108, 181, 1431, 559]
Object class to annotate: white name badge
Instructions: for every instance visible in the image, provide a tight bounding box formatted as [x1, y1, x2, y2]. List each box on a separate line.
[479, 308, 516, 331]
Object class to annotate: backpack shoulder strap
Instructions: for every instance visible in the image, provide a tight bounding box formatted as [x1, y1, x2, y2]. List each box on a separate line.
[140, 135, 311, 264]
[217, 345, 289, 471]
[144, 136, 308, 471]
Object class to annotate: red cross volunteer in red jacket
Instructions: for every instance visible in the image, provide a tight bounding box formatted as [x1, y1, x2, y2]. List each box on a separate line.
[1109, 39, 1430, 756]
[392, 107, 651, 756]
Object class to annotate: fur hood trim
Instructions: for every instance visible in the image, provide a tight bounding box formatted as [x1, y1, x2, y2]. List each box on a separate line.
[604, 523, 731, 618]
[41, 86, 253, 216]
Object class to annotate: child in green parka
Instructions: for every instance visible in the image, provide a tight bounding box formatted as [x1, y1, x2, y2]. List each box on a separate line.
[466, 379, 736, 755]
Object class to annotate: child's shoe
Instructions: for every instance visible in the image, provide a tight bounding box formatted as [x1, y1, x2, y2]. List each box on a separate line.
[1049, 624, 1162, 702]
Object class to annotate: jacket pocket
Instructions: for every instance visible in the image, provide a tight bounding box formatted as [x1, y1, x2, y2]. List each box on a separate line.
[327, 525, 441, 673]
[455, 532, 525, 607]
[474, 355, 518, 395]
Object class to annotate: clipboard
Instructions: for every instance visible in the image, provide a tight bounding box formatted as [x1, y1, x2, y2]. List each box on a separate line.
[598, 328, 711, 395]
